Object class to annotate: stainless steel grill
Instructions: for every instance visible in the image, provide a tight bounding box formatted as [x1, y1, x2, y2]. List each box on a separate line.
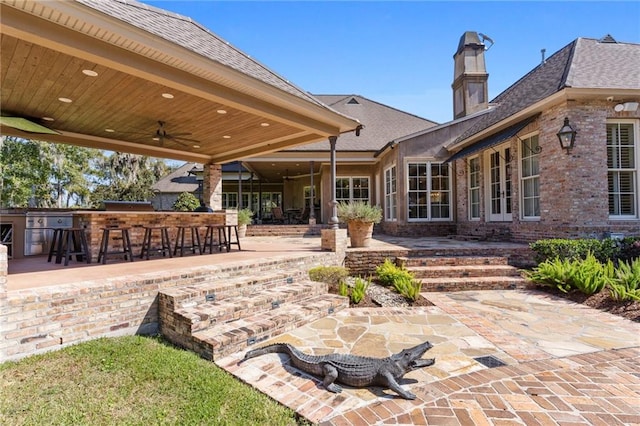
[24, 212, 73, 256]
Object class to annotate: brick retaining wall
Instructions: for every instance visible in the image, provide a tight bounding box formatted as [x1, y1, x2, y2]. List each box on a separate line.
[0, 251, 338, 362]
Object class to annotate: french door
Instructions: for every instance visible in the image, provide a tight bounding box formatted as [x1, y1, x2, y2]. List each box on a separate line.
[486, 145, 512, 222]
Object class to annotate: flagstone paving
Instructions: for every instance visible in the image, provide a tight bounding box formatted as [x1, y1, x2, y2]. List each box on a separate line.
[216, 289, 640, 425]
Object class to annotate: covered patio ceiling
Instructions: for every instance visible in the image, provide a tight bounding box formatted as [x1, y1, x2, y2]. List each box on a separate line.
[0, 1, 360, 164]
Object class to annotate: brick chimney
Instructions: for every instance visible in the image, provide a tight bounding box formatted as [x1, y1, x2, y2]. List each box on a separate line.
[452, 31, 489, 119]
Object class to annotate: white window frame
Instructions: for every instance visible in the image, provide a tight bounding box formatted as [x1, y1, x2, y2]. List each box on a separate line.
[468, 156, 481, 220]
[335, 176, 370, 204]
[222, 192, 238, 209]
[519, 133, 541, 221]
[384, 165, 397, 221]
[406, 160, 452, 222]
[608, 119, 639, 219]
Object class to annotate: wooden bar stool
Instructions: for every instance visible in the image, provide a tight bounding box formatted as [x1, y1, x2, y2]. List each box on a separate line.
[56, 227, 90, 266]
[47, 228, 64, 263]
[173, 225, 202, 256]
[202, 224, 227, 254]
[140, 226, 172, 260]
[97, 227, 134, 264]
[224, 225, 241, 252]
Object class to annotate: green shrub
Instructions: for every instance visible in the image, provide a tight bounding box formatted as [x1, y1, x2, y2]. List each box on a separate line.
[172, 192, 199, 211]
[529, 238, 619, 264]
[338, 280, 349, 298]
[392, 275, 422, 302]
[308, 266, 349, 285]
[375, 259, 413, 287]
[609, 258, 640, 302]
[237, 208, 254, 226]
[350, 277, 371, 304]
[337, 200, 382, 224]
[525, 257, 576, 293]
[570, 253, 611, 295]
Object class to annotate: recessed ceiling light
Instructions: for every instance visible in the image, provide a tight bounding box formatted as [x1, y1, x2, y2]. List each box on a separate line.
[193, 144, 200, 148]
[58, 97, 72, 103]
[223, 135, 231, 139]
[260, 122, 270, 127]
[217, 109, 227, 114]
[42, 117, 54, 121]
[105, 128, 115, 133]
[162, 93, 174, 99]
[82, 69, 98, 77]
[152, 137, 160, 141]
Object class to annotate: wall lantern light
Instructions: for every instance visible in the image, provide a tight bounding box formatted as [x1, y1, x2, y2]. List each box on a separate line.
[556, 117, 576, 153]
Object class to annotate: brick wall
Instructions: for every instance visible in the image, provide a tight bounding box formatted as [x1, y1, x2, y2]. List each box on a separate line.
[344, 246, 535, 277]
[1, 251, 339, 362]
[454, 101, 640, 242]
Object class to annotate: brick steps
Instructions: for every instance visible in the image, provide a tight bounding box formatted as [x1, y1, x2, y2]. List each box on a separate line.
[159, 270, 348, 360]
[246, 224, 325, 237]
[397, 255, 530, 292]
[192, 294, 348, 360]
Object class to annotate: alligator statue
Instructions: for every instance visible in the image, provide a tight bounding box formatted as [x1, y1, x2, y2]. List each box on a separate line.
[240, 340, 435, 400]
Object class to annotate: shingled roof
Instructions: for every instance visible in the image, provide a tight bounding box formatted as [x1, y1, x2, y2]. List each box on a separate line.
[78, 0, 336, 111]
[451, 36, 640, 146]
[288, 95, 438, 151]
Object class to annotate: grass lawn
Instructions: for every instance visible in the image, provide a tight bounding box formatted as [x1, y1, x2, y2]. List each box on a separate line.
[0, 336, 305, 425]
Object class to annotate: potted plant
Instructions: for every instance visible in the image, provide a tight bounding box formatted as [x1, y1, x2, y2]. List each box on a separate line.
[236, 208, 254, 238]
[337, 201, 382, 248]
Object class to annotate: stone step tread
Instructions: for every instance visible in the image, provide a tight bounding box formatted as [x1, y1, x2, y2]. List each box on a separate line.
[160, 271, 305, 302]
[174, 280, 328, 329]
[408, 264, 521, 278]
[420, 275, 525, 283]
[193, 294, 349, 359]
[398, 256, 509, 266]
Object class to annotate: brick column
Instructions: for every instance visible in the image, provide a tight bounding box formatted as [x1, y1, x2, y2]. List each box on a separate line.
[321, 228, 347, 263]
[203, 163, 222, 210]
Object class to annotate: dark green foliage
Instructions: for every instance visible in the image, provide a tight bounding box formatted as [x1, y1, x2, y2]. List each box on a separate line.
[308, 266, 350, 285]
[529, 238, 619, 264]
[172, 192, 199, 211]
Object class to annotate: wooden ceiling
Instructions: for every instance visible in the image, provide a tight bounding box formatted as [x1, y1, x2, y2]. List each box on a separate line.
[0, 2, 359, 164]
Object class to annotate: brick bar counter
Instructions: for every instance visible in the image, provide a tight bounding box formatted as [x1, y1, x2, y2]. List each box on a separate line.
[73, 210, 237, 262]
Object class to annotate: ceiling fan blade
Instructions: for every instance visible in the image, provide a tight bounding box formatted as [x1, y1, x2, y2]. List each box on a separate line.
[170, 135, 200, 143]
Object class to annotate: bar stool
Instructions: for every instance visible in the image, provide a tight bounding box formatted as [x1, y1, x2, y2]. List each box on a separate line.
[98, 227, 134, 264]
[47, 228, 64, 263]
[202, 224, 227, 254]
[140, 226, 172, 260]
[50, 227, 90, 266]
[224, 225, 242, 252]
[173, 225, 202, 256]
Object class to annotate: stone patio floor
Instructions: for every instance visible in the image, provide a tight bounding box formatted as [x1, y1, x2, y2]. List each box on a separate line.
[217, 289, 640, 425]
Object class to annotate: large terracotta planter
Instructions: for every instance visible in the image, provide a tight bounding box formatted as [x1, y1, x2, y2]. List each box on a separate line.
[347, 220, 374, 248]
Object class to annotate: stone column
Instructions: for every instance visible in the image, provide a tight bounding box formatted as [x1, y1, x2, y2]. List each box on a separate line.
[203, 163, 222, 210]
[309, 161, 316, 225]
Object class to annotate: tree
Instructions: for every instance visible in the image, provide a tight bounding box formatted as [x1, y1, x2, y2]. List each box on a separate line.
[0, 137, 98, 208]
[90, 152, 171, 207]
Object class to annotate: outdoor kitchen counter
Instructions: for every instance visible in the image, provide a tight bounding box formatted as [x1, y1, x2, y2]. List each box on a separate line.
[73, 210, 237, 262]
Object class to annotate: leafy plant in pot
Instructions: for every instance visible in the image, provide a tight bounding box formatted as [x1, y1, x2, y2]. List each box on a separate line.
[236, 208, 254, 238]
[337, 201, 382, 248]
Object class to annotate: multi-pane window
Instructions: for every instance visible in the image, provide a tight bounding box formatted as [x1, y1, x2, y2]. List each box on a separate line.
[520, 134, 540, 219]
[335, 177, 370, 203]
[608, 122, 636, 217]
[468, 157, 480, 219]
[384, 166, 397, 221]
[222, 192, 238, 208]
[407, 162, 451, 220]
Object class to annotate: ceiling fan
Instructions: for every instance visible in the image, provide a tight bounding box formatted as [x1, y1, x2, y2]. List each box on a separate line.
[151, 121, 200, 147]
[283, 168, 294, 181]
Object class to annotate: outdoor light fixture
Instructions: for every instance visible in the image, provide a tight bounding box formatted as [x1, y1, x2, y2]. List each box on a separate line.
[556, 117, 576, 153]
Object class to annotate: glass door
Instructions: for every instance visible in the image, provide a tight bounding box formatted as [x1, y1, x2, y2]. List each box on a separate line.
[486, 145, 512, 222]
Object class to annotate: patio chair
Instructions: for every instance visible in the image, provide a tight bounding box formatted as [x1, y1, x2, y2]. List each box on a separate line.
[271, 207, 286, 224]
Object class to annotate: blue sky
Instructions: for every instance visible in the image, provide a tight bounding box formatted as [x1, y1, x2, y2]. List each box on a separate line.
[144, 1, 640, 124]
